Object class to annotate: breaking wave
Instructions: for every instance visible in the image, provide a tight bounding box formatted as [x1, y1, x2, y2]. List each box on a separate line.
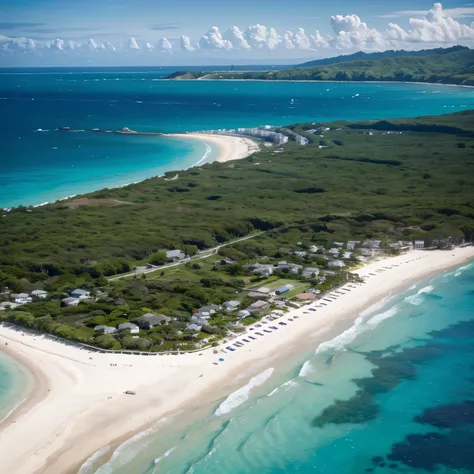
[367, 307, 399, 326]
[215, 368, 274, 416]
[77, 446, 112, 474]
[267, 379, 298, 397]
[405, 285, 434, 306]
[315, 316, 365, 354]
[153, 447, 176, 465]
[298, 360, 313, 377]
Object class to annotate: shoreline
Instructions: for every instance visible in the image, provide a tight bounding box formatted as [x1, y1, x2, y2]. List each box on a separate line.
[0, 247, 473, 474]
[2, 133, 259, 211]
[169, 133, 260, 163]
[164, 77, 474, 89]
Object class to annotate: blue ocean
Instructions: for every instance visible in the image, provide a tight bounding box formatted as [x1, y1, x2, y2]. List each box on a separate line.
[75, 261, 474, 474]
[1, 68, 474, 207]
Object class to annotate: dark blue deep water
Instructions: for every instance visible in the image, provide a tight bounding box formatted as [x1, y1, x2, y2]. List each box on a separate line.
[1, 68, 474, 207]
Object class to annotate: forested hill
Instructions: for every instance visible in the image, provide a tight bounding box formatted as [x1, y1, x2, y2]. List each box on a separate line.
[166, 47, 474, 86]
[1, 110, 474, 289]
[295, 46, 467, 68]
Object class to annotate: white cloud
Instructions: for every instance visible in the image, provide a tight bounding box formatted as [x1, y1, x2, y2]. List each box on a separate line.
[403, 2, 474, 43]
[1, 3, 473, 64]
[294, 28, 312, 50]
[127, 37, 140, 50]
[380, 6, 474, 19]
[158, 37, 172, 52]
[283, 31, 295, 49]
[330, 14, 388, 51]
[267, 28, 281, 50]
[224, 26, 251, 50]
[199, 26, 232, 50]
[245, 24, 268, 49]
[180, 35, 195, 52]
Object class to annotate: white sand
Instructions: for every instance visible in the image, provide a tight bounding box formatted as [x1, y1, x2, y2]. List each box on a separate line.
[0, 247, 473, 474]
[172, 133, 260, 163]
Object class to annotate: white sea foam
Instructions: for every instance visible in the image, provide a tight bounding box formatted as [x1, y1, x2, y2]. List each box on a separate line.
[215, 368, 274, 416]
[154, 447, 176, 465]
[267, 379, 297, 397]
[298, 360, 313, 377]
[367, 307, 398, 327]
[315, 316, 365, 354]
[35, 128, 50, 132]
[193, 142, 212, 167]
[405, 285, 434, 306]
[94, 415, 175, 473]
[77, 446, 112, 474]
[359, 296, 393, 318]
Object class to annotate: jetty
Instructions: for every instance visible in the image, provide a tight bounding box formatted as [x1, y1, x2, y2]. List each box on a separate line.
[58, 126, 163, 136]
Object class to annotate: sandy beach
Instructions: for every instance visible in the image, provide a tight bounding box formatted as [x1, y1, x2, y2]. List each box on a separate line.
[172, 133, 260, 163]
[0, 247, 473, 474]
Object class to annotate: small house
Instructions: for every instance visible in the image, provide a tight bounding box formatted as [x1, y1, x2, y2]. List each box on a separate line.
[118, 323, 139, 334]
[186, 323, 202, 332]
[31, 289, 48, 299]
[166, 249, 185, 261]
[134, 313, 171, 329]
[237, 310, 251, 319]
[191, 316, 208, 325]
[414, 240, 425, 249]
[248, 300, 270, 313]
[94, 325, 117, 334]
[302, 267, 320, 278]
[223, 300, 240, 312]
[328, 260, 346, 268]
[62, 297, 80, 307]
[71, 289, 91, 300]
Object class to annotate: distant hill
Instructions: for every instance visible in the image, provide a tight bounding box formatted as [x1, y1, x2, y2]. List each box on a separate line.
[296, 46, 468, 68]
[166, 47, 474, 86]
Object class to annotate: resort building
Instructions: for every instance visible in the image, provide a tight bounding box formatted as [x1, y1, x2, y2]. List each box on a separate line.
[302, 267, 321, 278]
[166, 249, 185, 261]
[414, 240, 425, 249]
[328, 260, 346, 268]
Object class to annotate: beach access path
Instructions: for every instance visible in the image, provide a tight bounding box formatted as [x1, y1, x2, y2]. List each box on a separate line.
[0, 247, 473, 474]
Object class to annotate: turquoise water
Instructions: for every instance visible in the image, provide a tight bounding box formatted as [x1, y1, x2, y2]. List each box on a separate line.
[0, 350, 33, 423]
[82, 261, 474, 474]
[1, 68, 474, 207]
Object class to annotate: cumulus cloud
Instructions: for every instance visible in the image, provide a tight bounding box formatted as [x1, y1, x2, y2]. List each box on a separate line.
[1, 2, 474, 63]
[402, 2, 474, 43]
[180, 35, 195, 52]
[330, 14, 388, 50]
[224, 26, 250, 50]
[199, 26, 232, 50]
[158, 37, 172, 52]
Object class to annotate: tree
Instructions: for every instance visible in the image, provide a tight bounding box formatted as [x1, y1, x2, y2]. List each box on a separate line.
[95, 334, 121, 350]
[148, 252, 167, 266]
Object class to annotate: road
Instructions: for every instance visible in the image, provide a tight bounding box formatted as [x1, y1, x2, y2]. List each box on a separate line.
[107, 231, 265, 281]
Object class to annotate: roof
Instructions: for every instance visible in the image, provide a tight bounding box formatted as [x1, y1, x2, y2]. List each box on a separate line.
[166, 249, 183, 258]
[94, 325, 117, 333]
[118, 323, 139, 330]
[71, 289, 89, 295]
[135, 313, 171, 325]
[186, 324, 202, 331]
[31, 289, 47, 295]
[249, 300, 269, 309]
[224, 300, 240, 308]
[62, 297, 80, 304]
[237, 310, 251, 317]
[256, 287, 271, 294]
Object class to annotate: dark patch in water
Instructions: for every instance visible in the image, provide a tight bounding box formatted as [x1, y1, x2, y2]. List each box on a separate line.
[312, 344, 441, 427]
[387, 430, 474, 472]
[313, 319, 474, 428]
[304, 381, 324, 387]
[414, 400, 474, 428]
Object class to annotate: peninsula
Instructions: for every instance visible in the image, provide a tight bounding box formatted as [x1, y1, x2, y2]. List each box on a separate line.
[165, 46, 474, 86]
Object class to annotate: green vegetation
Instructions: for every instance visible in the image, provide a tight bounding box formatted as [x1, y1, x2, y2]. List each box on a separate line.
[166, 47, 474, 86]
[1, 110, 474, 351]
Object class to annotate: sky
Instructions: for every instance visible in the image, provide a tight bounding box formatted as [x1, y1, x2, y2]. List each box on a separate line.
[0, 0, 474, 66]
